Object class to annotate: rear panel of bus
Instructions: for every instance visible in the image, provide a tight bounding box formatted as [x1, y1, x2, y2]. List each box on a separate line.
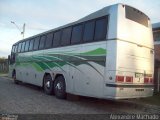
[104, 4, 154, 99]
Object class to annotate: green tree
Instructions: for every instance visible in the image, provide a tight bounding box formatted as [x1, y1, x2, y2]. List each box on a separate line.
[0, 57, 6, 62]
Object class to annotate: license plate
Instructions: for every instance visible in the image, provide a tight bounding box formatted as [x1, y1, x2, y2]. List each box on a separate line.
[135, 73, 143, 78]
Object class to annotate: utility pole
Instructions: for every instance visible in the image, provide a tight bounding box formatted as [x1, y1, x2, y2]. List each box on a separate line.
[11, 21, 25, 39]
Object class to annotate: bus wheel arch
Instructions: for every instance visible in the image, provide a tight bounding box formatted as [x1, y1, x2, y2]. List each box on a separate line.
[53, 74, 67, 99]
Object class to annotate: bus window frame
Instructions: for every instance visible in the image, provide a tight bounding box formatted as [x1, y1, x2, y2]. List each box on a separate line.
[13, 15, 109, 53]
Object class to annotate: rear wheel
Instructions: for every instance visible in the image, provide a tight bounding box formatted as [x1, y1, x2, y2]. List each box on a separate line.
[43, 74, 54, 95]
[54, 76, 66, 99]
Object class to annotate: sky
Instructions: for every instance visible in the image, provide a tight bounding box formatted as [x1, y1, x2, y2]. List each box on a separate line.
[0, 0, 160, 58]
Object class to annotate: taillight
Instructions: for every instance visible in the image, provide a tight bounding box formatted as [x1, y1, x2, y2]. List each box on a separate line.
[149, 78, 153, 83]
[144, 77, 149, 83]
[144, 77, 153, 84]
[126, 76, 133, 83]
[116, 76, 124, 82]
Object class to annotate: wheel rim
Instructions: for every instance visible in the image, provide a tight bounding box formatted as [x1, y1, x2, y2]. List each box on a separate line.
[55, 81, 63, 93]
[45, 81, 51, 88]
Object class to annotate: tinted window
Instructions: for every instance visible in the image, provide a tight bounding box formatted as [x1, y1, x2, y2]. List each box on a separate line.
[29, 39, 34, 51]
[21, 42, 26, 52]
[39, 35, 46, 49]
[83, 20, 95, 42]
[33, 37, 40, 50]
[94, 18, 107, 40]
[53, 31, 61, 47]
[12, 46, 15, 52]
[24, 40, 30, 52]
[18, 43, 22, 53]
[125, 5, 148, 27]
[45, 32, 53, 48]
[14, 45, 18, 53]
[71, 24, 83, 44]
[61, 27, 72, 46]
[15, 45, 18, 53]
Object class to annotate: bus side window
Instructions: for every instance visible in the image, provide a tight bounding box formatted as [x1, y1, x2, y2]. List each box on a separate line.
[29, 39, 34, 51]
[17, 42, 22, 53]
[61, 27, 72, 46]
[39, 35, 46, 50]
[94, 17, 107, 41]
[14, 45, 18, 53]
[14, 46, 16, 52]
[24, 40, 30, 52]
[21, 42, 26, 52]
[11, 46, 15, 53]
[45, 32, 54, 49]
[71, 24, 83, 44]
[83, 20, 95, 42]
[33, 37, 40, 50]
[53, 31, 61, 48]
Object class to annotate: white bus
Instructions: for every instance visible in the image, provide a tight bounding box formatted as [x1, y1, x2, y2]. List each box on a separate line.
[9, 3, 154, 99]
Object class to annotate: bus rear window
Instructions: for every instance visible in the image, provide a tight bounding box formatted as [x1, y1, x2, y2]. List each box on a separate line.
[125, 5, 148, 27]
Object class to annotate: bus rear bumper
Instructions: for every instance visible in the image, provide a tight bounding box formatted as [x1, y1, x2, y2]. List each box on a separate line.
[103, 84, 154, 99]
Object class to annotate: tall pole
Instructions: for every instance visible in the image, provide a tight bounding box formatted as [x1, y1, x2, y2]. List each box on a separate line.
[11, 21, 25, 39]
[22, 23, 25, 39]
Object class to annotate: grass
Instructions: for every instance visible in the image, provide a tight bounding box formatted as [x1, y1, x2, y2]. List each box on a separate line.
[133, 93, 160, 106]
[0, 72, 8, 76]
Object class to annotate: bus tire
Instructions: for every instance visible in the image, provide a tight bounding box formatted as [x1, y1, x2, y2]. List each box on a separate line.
[54, 76, 66, 99]
[12, 71, 19, 84]
[43, 74, 54, 95]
